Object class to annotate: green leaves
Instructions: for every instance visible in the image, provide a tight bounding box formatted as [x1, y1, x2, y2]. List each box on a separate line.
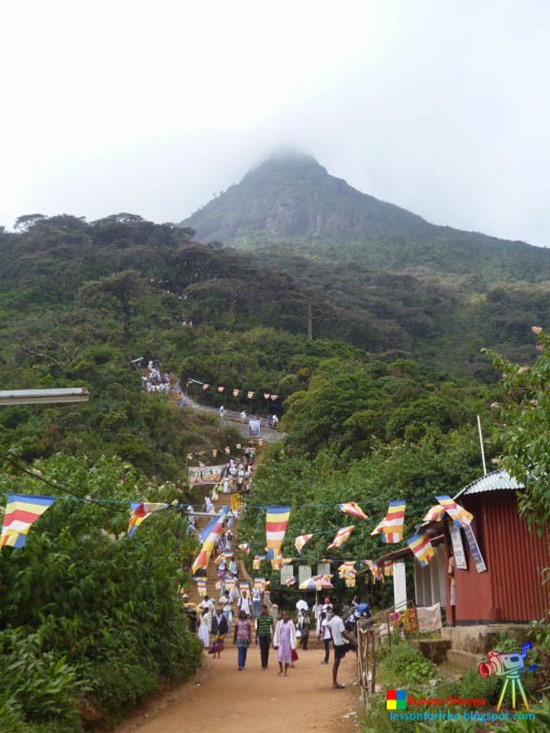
[485, 328, 550, 529]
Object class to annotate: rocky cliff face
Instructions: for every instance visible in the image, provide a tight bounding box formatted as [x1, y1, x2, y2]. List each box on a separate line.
[179, 151, 429, 242]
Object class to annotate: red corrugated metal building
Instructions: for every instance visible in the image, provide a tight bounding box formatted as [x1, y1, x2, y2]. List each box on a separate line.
[447, 470, 550, 624]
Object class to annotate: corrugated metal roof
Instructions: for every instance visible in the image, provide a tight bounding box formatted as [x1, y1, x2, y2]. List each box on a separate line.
[454, 469, 523, 500]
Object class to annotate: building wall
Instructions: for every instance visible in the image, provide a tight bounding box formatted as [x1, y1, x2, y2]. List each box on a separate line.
[454, 492, 550, 623]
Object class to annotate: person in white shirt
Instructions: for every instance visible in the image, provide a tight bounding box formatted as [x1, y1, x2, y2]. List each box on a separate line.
[327, 607, 347, 689]
[319, 612, 332, 664]
[238, 591, 252, 618]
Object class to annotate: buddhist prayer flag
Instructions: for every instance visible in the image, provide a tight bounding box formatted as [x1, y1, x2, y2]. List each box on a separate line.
[327, 525, 355, 549]
[247, 391, 254, 399]
[383, 561, 394, 577]
[284, 576, 296, 586]
[363, 560, 383, 582]
[239, 581, 250, 594]
[238, 543, 250, 554]
[253, 554, 266, 570]
[217, 386, 225, 392]
[371, 500, 406, 543]
[407, 532, 435, 567]
[254, 577, 268, 591]
[128, 502, 168, 537]
[192, 506, 228, 574]
[1, 494, 55, 549]
[214, 552, 233, 565]
[194, 577, 207, 596]
[225, 577, 236, 592]
[338, 561, 357, 588]
[294, 533, 313, 554]
[423, 504, 446, 523]
[265, 506, 290, 559]
[338, 561, 356, 586]
[339, 502, 368, 520]
[436, 495, 473, 528]
[270, 395, 278, 401]
[202, 384, 210, 391]
[271, 552, 284, 570]
[233, 389, 240, 397]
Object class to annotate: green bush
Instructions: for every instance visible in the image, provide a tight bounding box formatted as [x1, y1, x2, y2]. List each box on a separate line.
[0, 629, 83, 731]
[377, 641, 441, 689]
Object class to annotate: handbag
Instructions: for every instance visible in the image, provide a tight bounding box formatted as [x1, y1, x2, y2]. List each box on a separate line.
[291, 648, 299, 662]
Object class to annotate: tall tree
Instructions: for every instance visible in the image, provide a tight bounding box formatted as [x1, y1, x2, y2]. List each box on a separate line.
[485, 327, 550, 530]
[79, 270, 145, 342]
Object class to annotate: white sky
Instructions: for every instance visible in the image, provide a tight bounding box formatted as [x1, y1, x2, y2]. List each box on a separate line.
[1, 0, 550, 246]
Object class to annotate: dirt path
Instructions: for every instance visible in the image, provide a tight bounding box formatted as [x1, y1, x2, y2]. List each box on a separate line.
[114, 644, 359, 733]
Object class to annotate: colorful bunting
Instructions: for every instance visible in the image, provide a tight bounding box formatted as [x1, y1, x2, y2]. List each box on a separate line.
[233, 389, 240, 397]
[294, 533, 313, 554]
[128, 502, 168, 537]
[371, 500, 406, 543]
[284, 576, 296, 587]
[271, 552, 284, 570]
[406, 532, 435, 567]
[265, 506, 290, 559]
[327, 525, 355, 549]
[217, 386, 225, 392]
[382, 560, 394, 577]
[247, 391, 254, 399]
[192, 506, 228, 574]
[1, 494, 55, 549]
[225, 577, 236, 592]
[339, 502, 368, 520]
[254, 577, 268, 591]
[238, 543, 250, 554]
[239, 581, 250, 594]
[436, 495, 473, 528]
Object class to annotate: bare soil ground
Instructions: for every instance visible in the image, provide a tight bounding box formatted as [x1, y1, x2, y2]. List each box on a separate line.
[114, 644, 359, 733]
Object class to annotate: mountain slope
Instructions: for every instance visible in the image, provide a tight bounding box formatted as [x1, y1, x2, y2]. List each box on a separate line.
[180, 152, 550, 284]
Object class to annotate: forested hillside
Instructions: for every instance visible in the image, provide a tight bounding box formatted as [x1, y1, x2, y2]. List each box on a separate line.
[0, 208, 544, 730]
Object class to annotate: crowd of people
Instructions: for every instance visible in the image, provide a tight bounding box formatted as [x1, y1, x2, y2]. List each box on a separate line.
[141, 361, 172, 393]
[185, 587, 364, 688]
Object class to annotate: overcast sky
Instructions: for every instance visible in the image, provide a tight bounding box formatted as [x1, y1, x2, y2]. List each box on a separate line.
[1, 1, 550, 246]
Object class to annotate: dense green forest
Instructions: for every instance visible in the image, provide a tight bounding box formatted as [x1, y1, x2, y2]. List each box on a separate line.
[0, 210, 547, 730]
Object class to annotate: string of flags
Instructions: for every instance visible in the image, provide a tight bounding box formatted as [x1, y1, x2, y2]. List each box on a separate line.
[186, 378, 279, 402]
[0, 491, 473, 582]
[186, 441, 251, 461]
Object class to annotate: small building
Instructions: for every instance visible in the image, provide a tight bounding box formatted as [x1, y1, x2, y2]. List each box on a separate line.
[447, 470, 549, 624]
[376, 470, 550, 625]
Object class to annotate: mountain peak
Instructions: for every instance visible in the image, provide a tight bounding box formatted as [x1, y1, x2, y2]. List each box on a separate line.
[180, 153, 427, 242]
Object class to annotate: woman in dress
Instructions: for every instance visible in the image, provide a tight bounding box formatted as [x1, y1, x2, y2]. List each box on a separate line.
[197, 608, 211, 649]
[273, 610, 297, 676]
[233, 609, 252, 670]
